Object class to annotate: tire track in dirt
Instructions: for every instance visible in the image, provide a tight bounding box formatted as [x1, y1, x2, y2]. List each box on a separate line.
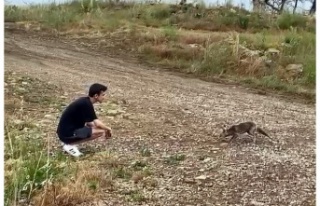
[5, 29, 315, 205]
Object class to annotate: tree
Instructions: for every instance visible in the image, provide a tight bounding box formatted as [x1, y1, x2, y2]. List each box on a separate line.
[309, 0, 316, 14]
[264, 0, 288, 13]
[252, 0, 315, 14]
[293, 0, 299, 13]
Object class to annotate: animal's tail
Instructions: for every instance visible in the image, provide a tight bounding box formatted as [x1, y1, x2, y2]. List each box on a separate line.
[257, 127, 270, 137]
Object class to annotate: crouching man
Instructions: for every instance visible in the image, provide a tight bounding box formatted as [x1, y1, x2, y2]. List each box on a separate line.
[56, 83, 112, 157]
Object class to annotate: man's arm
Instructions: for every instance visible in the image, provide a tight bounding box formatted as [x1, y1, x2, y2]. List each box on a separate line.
[93, 119, 111, 131]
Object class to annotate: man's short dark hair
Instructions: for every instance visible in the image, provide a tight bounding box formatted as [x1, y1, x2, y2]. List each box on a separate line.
[88, 83, 108, 97]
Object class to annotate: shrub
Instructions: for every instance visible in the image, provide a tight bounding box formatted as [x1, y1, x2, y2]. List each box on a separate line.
[277, 13, 308, 29]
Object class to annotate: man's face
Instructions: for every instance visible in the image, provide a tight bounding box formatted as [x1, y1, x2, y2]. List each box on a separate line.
[94, 91, 106, 103]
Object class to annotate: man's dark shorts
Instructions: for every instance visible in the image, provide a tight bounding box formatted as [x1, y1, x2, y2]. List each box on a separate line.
[59, 126, 92, 144]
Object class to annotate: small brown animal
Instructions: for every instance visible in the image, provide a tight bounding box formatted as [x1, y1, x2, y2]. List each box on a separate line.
[220, 121, 270, 141]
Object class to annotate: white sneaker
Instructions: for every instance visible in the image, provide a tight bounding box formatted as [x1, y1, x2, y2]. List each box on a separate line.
[62, 144, 83, 157]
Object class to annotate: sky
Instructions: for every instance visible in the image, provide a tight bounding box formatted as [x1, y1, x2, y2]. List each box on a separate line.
[4, 0, 313, 13]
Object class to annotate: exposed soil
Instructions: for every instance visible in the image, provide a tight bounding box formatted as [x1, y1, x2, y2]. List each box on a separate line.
[5, 25, 316, 206]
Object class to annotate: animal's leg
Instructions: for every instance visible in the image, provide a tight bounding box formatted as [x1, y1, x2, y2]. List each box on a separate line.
[248, 127, 257, 143]
[248, 126, 257, 138]
[229, 134, 238, 142]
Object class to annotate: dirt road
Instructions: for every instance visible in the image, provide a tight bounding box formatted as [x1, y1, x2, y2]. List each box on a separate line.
[5, 27, 316, 205]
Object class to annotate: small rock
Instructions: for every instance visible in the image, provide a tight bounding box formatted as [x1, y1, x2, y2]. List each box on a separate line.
[188, 44, 199, 48]
[17, 87, 26, 93]
[44, 114, 54, 119]
[169, 136, 177, 140]
[257, 90, 267, 95]
[13, 119, 23, 124]
[18, 198, 27, 204]
[285, 64, 304, 79]
[250, 200, 265, 206]
[195, 175, 208, 180]
[286, 63, 303, 73]
[106, 109, 120, 116]
[122, 113, 130, 119]
[239, 45, 262, 57]
[98, 39, 107, 46]
[40, 119, 52, 124]
[183, 178, 196, 184]
[21, 81, 28, 85]
[182, 109, 192, 114]
[266, 48, 280, 56]
[203, 158, 211, 163]
[95, 200, 106, 206]
[220, 142, 229, 147]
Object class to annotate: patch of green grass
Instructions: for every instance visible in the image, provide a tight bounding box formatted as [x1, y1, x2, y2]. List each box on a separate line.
[87, 180, 99, 191]
[131, 160, 148, 171]
[260, 75, 293, 90]
[147, 4, 171, 20]
[276, 13, 308, 30]
[113, 167, 132, 179]
[111, 159, 152, 181]
[124, 190, 147, 202]
[280, 30, 315, 86]
[164, 154, 186, 165]
[135, 4, 172, 27]
[4, 72, 73, 206]
[5, 6, 27, 22]
[4, 116, 72, 206]
[240, 75, 298, 93]
[197, 41, 235, 75]
[162, 25, 178, 41]
[140, 148, 151, 157]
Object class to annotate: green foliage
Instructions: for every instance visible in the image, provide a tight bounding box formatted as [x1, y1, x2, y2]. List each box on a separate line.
[4, 121, 70, 206]
[198, 42, 235, 75]
[238, 15, 249, 29]
[162, 25, 178, 41]
[148, 4, 171, 20]
[164, 154, 186, 165]
[277, 13, 308, 30]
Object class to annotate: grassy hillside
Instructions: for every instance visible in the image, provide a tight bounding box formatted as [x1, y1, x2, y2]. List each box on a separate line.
[5, 0, 315, 99]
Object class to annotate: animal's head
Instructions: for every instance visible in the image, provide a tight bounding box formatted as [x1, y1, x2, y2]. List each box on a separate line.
[219, 127, 228, 138]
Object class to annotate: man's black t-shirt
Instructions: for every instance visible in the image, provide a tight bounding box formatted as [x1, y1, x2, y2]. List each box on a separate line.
[57, 96, 97, 138]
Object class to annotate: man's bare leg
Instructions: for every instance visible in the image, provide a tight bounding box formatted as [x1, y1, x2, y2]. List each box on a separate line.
[69, 128, 107, 145]
[85, 122, 95, 127]
[86, 122, 111, 138]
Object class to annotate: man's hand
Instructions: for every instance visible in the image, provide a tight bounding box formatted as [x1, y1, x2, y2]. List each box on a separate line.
[93, 119, 112, 138]
[105, 128, 112, 138]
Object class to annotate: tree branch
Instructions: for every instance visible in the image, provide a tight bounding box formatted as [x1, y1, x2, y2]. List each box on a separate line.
[264, 0, 281, 11]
